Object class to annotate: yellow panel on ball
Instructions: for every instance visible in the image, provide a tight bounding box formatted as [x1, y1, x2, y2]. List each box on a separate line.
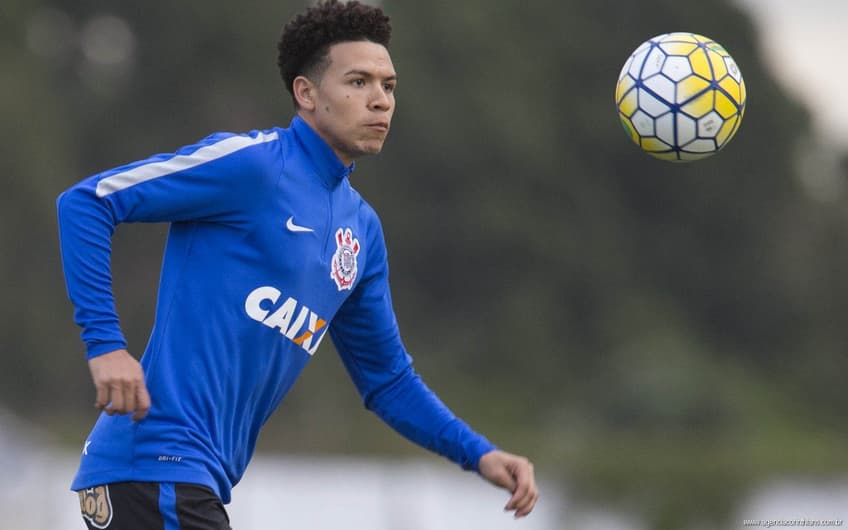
[618, 88, 639, 117]
[681, 90, 715, 118]
[649, 150, 681, 162]
[659, 41, 698, 56]
[666, 33, 699, 44]
[676, 76, 711, 104]
[707, 49, 728, 79]
[714, 91, 739, 119]
[616, 75, 635, 104]
[689, 48, 712, 80]
[706, 41, 729, 56]
[641, 137, 671, 152]
[716, 115, 739, 146]
[719, 77, 741, 104]
[619, 116, 640, 145]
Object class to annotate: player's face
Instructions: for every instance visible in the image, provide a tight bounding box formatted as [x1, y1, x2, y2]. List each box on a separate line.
[298, 41, 397, 165]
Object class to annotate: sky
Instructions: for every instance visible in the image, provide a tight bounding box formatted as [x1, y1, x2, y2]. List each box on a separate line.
[735, 0, 848, 148]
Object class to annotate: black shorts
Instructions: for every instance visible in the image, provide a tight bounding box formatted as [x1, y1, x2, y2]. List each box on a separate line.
[77, 482, 231, 530]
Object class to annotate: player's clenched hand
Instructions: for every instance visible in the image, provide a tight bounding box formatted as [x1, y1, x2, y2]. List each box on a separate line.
[478, 449, 538, 518]
[88, 349, 151, 421]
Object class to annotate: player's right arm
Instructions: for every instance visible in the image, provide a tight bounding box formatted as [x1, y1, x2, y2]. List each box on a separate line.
[87, 349, 150, 420]
[57, 130, 281, 418]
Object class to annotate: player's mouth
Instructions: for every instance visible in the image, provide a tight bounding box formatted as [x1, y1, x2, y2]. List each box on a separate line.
[365, 121, 390, 133]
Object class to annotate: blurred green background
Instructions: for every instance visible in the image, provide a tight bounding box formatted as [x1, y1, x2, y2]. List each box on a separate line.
[2, 0, 847, 528]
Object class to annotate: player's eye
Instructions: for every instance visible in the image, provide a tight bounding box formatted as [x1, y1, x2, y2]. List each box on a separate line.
[383, 83, 396, 93]
[352, 79, 365, 87]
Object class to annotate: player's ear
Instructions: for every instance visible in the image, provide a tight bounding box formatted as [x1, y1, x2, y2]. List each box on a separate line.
[293, 76, 316, 111]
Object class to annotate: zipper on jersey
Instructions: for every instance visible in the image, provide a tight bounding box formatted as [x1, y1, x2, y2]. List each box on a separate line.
[321, 189, 334, 262]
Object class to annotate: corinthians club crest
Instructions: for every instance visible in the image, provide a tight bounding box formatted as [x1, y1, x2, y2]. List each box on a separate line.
[331, 227, 360, 291]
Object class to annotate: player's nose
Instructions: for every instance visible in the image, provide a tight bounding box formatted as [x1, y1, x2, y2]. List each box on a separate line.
[369, 85, 391, 111]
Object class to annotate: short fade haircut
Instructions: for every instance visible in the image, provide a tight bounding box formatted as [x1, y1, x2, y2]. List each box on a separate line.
[277, 0, 392, 107]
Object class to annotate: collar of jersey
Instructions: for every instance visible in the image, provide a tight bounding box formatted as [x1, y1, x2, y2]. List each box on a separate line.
[291, 115, 355, 189]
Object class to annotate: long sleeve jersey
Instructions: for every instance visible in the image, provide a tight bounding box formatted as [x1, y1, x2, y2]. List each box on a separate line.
[57, 116, 494, 503]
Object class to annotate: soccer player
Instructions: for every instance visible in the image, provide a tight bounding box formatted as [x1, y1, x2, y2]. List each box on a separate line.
[58, 1, 538, 528]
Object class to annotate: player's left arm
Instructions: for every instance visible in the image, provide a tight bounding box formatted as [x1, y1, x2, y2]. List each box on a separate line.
[478, 449, 539, 517]
[328, 209, 538, 517]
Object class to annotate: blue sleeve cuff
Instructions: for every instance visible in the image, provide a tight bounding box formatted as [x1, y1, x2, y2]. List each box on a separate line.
[465, 438, 498, 472]
[85, 340, 128, 360]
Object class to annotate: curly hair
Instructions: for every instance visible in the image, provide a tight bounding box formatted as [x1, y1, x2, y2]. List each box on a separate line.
[277, 0, 392, 106]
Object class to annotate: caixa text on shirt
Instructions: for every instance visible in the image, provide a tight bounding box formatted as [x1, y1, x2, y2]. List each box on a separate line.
[244, 286, 328, 355]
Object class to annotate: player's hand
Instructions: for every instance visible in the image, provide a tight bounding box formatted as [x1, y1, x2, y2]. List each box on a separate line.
[88, 349, 151, 421]
[478, 449, 538, 518]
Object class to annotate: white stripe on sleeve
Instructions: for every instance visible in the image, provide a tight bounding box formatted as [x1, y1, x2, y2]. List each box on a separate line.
[95, 131, 279, 198]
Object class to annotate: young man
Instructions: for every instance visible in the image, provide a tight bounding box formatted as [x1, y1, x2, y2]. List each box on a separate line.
[58, 1, 537, 528]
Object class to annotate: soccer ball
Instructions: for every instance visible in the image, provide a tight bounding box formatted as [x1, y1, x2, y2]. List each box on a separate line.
[615, 32, 746, 162]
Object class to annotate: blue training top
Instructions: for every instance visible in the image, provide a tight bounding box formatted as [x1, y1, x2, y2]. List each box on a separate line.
[57, 116, 495, 503]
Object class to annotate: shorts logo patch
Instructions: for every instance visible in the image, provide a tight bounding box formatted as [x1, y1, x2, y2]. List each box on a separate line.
[79, 485, 113, 529]
[330, 227, 360, 291]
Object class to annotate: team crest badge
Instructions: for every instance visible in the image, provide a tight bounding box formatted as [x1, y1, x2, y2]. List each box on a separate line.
[331, 227, 360, 291]
[78, 485, 113, 529]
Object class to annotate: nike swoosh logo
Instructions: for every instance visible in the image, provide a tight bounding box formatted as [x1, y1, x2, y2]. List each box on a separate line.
[286, 216, 314, 233]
